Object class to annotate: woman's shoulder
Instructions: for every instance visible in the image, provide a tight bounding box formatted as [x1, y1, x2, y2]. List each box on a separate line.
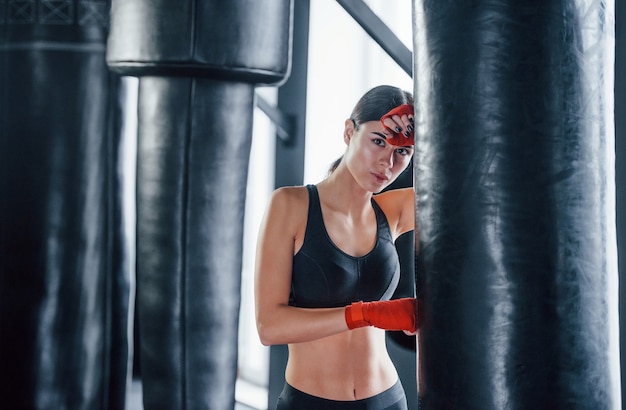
[373, 187, 415, 237]
[272, 185, 310, 202]
[374, 187, 414, 206]
[267, 185, 310, 215]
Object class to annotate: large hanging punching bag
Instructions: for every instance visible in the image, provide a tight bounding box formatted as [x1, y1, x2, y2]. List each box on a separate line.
[107, 1, 292, 409]
[0, 1, 132, 409]
[412, 1, 621, 409]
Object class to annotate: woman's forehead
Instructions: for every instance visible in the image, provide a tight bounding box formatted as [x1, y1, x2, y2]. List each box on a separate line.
[359, 120, 388, 134]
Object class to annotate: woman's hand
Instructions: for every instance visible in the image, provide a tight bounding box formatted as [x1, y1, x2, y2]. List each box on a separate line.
[380, 104, 415, 146]
[345, 297, 418, 333]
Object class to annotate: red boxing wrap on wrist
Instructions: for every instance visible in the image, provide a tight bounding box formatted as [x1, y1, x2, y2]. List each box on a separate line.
[380, 104, 415, 146]
[345, 297, 417, 332]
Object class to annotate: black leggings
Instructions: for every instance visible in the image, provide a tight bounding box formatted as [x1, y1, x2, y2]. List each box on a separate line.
[275, 380, 407, 410]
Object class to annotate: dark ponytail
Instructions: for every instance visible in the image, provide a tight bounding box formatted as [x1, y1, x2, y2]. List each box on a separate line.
[328, 155, 343, 175]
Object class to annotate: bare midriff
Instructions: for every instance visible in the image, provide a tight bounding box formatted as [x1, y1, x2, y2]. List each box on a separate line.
[285, 326, 398, 401]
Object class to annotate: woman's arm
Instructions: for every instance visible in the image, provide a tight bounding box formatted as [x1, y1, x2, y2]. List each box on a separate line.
[254, 187, 349, 346]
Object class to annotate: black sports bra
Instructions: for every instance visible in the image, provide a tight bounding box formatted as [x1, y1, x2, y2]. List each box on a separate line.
[288, 185, 400, 308]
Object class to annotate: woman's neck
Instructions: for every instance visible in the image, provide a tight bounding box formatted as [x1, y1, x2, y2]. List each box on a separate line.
[317, 170, 373, 217]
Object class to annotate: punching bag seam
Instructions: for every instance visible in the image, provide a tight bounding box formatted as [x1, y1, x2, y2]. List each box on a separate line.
[189, 0, 197, 63]
[179, 78, 196, 410]
[101, 70, 114, 410]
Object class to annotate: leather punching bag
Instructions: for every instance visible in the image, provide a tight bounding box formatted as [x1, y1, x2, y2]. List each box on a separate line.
[0, 1, 132, 409]
[107, 1, 293, 409]
[412, 1, 621, 409]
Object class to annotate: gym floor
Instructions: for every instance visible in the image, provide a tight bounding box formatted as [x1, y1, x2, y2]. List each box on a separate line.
[126, 379, 262, 410]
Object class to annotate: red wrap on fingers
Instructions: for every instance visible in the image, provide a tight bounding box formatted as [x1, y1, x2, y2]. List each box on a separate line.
[345, 297, 417, 332]
[380, 104, 415, 146]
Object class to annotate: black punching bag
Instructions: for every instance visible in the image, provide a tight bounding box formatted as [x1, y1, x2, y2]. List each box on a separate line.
[107, 1, 292, 409]
[412, 1, 621, 409]
[0, 1, 132, 409]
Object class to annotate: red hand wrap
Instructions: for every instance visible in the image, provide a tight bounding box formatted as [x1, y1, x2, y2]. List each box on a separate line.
[345, 297, 417, 332]
[380, 104, 415, 146]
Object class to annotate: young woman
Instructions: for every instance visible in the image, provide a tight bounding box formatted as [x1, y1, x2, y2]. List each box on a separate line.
[254, 85, 418, 409]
